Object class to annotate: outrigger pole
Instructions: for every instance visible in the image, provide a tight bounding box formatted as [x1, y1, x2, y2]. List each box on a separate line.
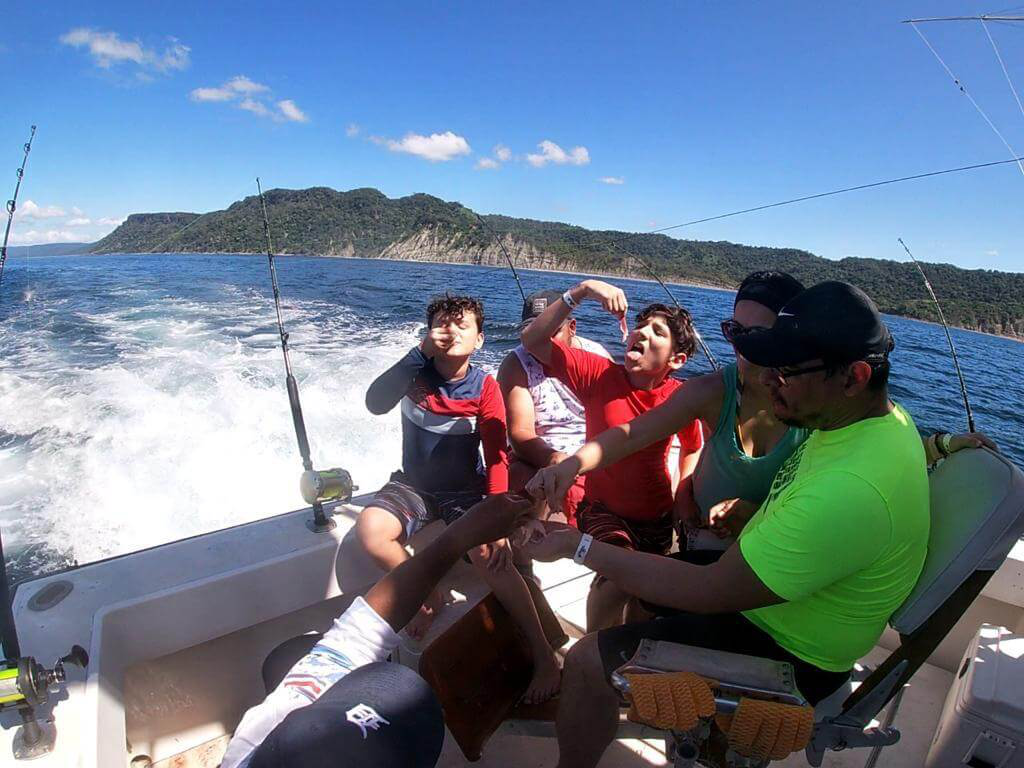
[902, 16, 1024, 23]
[256, 178, 348, 532]
[898, 238, 976, 433]
[0, 126, 37, 293]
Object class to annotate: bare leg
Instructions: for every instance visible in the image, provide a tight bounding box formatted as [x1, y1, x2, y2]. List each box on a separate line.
[356, 506, 443, 640]
[469, 545, 561, 704]
[623, 596, 655, 624]
[556, 633, 620, 768]
[586, 577, 631, 631]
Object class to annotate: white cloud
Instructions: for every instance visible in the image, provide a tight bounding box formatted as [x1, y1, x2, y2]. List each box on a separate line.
[526, 140, 590, 168]
[239, 98, 271, 117]
[190, 86, 236, 102]
[494, 144, 512, 162]
[598, 176, 625, 185]
[475, 157, 500, 170]
[985, 249, 999, 257]
[380, 131, 471, 162]
[71, 206, 85, 216]
[10, 229, 79, 245]
[66, 217, 92, 227]
[277, 99, 309, 123]
[97, 216, 126, 227]
[190, 76, 307, 123]
[190, 75, 271, 103]
[226, 75, 269, 94]
[60, 28, 190, 74]
[346, 123, 361, 138]
[17, 200, 66, 219]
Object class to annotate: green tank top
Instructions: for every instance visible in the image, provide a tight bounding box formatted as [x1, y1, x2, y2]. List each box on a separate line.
[691, 364, 809, 516]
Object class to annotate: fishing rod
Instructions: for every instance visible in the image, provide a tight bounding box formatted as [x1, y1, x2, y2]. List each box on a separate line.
[898, 238, 975, 433]
[256, 178, 354, 532]
[475, 213, 527, 302]
[0, 125, 37, 293]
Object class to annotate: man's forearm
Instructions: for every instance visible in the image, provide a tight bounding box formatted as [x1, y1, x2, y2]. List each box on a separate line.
[363, 533, 463, 632]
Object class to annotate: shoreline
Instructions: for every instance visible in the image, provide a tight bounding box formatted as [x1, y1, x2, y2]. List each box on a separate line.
[84, 248, 1023, 344]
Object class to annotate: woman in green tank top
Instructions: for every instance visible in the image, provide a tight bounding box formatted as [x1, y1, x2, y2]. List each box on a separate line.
[679, 272, 808, 551]
[677, 272, 993, 552]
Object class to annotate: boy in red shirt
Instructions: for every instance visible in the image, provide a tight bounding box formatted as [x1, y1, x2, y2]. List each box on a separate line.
[521, 279, 703, 630]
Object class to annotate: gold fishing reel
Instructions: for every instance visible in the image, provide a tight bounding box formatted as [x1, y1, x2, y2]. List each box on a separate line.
[299, 468, 356, 506]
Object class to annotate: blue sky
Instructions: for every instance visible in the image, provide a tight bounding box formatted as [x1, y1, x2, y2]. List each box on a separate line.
[4, 1, 1023, 272]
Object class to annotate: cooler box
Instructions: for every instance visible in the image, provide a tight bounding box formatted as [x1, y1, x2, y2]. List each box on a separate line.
[926, 624, 1024, 768]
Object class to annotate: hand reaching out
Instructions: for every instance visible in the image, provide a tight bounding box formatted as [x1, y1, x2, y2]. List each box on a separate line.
[707, 498, 759, 539]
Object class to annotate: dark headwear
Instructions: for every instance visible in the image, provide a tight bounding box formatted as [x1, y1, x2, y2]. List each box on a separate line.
[732, 281, 894, 368]
[734, 271, 805, 315]
[249, 662, 445, 768]
[520, 289, 565, 328]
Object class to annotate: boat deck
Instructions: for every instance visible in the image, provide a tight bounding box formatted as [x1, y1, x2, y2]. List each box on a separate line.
[9, 499, 1022, 767]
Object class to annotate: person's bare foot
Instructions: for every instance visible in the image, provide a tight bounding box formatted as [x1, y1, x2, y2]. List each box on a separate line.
[522, 651, 562, 704]
[405, 589, 445, 641]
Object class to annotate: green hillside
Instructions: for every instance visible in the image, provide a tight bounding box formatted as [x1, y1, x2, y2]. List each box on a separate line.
[90, 186, 1024, 339]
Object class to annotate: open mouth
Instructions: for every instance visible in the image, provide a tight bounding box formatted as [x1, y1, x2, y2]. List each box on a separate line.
[626, 340, 645, 362]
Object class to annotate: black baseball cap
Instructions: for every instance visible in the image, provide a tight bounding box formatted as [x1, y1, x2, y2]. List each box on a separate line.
[732, 281, 894, 368]
[249, 662, 445, 768]
[520, 289, 565, 328]
[734, 271, 805, 314]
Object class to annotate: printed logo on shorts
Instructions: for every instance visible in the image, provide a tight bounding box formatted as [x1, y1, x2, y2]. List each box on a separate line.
[346, 703, 390, 738]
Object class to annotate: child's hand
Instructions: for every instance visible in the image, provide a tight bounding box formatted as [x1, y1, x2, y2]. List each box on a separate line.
[421, 327, 455, 357]
[511, 518, 548, 549]
[707, 498, 758, 538]
[485, 538, 513, 572]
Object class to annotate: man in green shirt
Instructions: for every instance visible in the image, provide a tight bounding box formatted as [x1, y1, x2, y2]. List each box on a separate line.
[523, 282, 930, 768]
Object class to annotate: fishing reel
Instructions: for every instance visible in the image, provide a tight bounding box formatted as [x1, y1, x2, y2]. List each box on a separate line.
[299, 468, 357, 532]
[1, 645, 88, 759]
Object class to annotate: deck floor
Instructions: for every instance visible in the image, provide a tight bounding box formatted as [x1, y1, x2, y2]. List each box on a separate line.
[139, 557, 955, 768]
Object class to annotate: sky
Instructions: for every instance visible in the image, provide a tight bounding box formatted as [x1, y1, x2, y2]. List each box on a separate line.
[3, 1, 1023, 272]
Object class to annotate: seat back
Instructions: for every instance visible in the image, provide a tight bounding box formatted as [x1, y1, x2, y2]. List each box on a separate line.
[890, 448, 1024, 635]
[837, 448, 1024, 723]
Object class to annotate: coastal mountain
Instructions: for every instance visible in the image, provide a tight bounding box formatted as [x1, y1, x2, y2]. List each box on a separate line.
[91, 186, 1024, 339]
[6, 242, 94, 258]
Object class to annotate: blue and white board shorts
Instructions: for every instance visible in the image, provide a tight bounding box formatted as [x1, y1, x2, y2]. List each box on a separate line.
[369, 471, 484, 542]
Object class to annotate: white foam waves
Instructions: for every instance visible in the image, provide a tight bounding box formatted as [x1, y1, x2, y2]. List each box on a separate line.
[0, 290, 424, 571]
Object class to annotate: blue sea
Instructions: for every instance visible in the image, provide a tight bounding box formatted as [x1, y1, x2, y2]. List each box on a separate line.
[1, 254, 1021, 583]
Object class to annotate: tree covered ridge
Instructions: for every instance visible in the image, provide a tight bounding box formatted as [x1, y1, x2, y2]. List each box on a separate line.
[90, 186, 1023, 339]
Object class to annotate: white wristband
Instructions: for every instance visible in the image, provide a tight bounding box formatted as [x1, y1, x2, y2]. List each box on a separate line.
[562, 290, 578, 310]
[573, 533, 593, 565]
[940, 432, 953, 456]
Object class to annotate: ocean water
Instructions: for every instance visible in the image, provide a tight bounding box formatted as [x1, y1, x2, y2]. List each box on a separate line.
[1, 253, 1021, 583]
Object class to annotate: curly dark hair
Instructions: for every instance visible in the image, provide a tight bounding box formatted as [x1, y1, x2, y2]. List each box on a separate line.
[636, 303, 697, 357]
[426, 294, 485, 332]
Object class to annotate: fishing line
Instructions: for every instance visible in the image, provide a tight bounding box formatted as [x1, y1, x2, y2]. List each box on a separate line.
[0, 126, 37, 294]
[611, 155, 1024, 243]
[145, 182, 257, 254]
[898, 238, 976, 432]
[981, 19, 1024, 120]
[909, 21, 1024, 176]
[605, 240, 720, 369]
[474, 212, 527, 302]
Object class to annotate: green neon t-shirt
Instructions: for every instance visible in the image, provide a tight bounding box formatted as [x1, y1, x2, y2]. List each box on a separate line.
[739, 404, 930, 673]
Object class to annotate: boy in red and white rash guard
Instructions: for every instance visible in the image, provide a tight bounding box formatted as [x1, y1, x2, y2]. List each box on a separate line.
[356, 295, 560, 704]
[522, 279, 704, 631]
